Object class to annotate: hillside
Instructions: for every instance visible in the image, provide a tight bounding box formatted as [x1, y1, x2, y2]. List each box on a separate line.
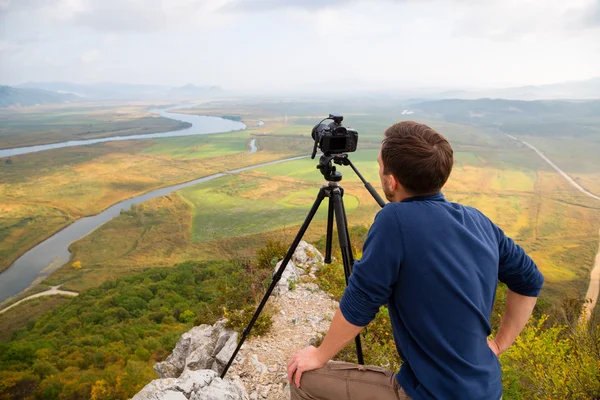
[0, 86, 80, 108]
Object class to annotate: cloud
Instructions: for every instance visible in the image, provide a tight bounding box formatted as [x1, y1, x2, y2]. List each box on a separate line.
[451, 0, 596, 41]
[576, 0, 600, 28]
[80, 49, 100, 64]
[222, 0, 359, 12]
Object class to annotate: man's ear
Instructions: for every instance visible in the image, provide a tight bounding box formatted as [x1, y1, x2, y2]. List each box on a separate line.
[387, 173, 400, 191]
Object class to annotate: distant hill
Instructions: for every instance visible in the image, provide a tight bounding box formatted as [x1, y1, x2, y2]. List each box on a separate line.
[168, 84, 224, 97]
[409, 98, 600, 136]
[17, 81, 170, 99]
[412, 98, 600, 118]
[0, 86, 81, 107]
[431, 77, 600, 101]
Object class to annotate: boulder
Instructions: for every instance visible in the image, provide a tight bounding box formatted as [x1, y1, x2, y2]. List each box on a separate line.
[133, 369, 248, 400]
[292, 241, 324, 274]
[154, 324, 217, 378]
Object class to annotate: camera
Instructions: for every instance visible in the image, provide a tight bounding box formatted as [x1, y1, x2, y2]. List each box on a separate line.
[311, 114, 358, 159]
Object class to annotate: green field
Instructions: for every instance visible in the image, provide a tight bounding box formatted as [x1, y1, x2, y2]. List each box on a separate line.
[2, 97, 599, 328]
[0, 103, 191, 149]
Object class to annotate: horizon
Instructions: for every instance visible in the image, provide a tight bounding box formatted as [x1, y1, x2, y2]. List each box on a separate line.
[1, 0, 599, 92]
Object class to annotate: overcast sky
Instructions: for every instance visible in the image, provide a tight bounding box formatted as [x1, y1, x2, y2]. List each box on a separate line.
[0, 0, 599, 92]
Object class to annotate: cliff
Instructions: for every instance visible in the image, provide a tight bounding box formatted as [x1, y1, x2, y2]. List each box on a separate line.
[133, 241, 337, 400]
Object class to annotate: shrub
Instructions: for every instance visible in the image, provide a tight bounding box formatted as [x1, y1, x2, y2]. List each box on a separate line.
[256, 239, 287, 271]
[224, 305, 273, 337]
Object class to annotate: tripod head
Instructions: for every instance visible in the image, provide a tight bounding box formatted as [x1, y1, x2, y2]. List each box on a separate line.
[317, 154, 347, 182]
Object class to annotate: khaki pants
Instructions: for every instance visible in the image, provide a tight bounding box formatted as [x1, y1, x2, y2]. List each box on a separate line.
[290, 361, 411, 400]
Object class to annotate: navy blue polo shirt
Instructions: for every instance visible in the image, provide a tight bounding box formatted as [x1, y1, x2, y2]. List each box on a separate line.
[339, 192, 544, 400]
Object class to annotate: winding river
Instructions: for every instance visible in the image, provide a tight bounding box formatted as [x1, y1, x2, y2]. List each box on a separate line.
[0, 107, 300, 303]
[0, 105, 246, 158]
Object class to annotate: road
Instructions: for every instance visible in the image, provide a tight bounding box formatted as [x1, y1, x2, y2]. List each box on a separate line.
[0, 285, 78, 314]
[503, 133, 600, 323]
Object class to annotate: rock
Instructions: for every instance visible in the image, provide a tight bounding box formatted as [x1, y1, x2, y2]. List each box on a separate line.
[132, 378, 179, 399]
[133, 369, 248, 400]
[215, 331, 238, 367]
[257, 384, 271, 398]
[249, 391, 258, 400]
[249, 354, 269, 374]
[155, 325, 217, 378]
[212, 329, 233, 358]
[185, 346, 215, 371]
[292, 241, 324, 274]
[191, 376, 249, 400]
[177, 370, 217, 397]
[273, 259, 300, 295]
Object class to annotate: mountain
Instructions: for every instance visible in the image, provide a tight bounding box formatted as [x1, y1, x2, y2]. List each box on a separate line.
[0, 86, 81, 107]
[168, 84, 224, 98]
[17, 82, 225, 100]
[17, 81, 170, 99]
[407, 98, 600, 136]
[429, 77, 600, 101]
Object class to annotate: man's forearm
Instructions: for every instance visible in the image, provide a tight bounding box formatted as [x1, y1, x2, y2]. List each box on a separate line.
[317, 308, 364, 362]
[493, 289, 537, 354]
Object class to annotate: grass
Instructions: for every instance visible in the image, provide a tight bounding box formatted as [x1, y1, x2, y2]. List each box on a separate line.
[2, 98, 599, 328]
[0, 109, 306, 273]
[0, 103, 190, 149]
[0, 203, 74, 272]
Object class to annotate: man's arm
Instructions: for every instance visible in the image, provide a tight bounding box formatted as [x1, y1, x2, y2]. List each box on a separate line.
[488, 289, 537, 356]
[287, 205, 403, 387]
[287, 308, 362, 387]
[490, 226, 544, 355]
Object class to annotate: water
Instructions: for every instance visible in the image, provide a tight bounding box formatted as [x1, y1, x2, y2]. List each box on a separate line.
[0, 106, 247, 158]
[0, 155, 309, 303]
[249, 139, 258, 154]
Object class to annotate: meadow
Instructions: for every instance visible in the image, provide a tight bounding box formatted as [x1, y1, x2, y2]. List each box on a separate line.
[0, 103, 191, 149]
[0, 104, 309, 273]
[1, 99, 598, 332]
[1, 98, 600, 399]
[35, 105, 600, 311]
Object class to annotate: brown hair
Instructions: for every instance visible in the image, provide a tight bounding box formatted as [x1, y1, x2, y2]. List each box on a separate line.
[381, 121, 453, 195]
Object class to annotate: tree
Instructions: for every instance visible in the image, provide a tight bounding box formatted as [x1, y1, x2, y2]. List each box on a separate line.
[72, 261, 82, 270]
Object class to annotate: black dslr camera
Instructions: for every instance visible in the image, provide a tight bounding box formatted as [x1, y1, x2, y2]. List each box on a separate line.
[311, 114, 358, 159]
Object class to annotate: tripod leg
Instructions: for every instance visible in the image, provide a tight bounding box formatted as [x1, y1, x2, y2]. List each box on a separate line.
[324, 198, 334, 263]
[339, 187, 355, 267]
[221, 186, 328, 378]
[331, 188, 364, 365]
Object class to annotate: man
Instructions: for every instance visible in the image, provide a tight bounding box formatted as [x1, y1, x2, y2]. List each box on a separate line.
[287, 121, 544, 400]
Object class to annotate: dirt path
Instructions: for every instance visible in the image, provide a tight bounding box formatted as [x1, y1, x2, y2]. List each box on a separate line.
[0, 285, 78, 314]
[503, 133, 600, 323]
[582, 233, 600, 323]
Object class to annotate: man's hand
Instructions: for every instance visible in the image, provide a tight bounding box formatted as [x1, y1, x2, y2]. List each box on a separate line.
[287, 346, 326, 388]
[487, 337, 501, 357]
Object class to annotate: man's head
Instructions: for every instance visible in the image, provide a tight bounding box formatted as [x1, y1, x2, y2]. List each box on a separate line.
[378, 121, 453, 202]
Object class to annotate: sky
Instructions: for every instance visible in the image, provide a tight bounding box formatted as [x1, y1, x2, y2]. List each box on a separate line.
[0, 0, 599, 92]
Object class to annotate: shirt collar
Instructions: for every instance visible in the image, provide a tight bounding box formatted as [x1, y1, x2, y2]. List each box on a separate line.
[401, 192, 446, 203]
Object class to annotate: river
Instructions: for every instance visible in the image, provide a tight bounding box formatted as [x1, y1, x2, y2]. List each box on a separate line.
[0, 106, 291, 303]
[0, 105, 246, 158]
[0, 155, 309, 303]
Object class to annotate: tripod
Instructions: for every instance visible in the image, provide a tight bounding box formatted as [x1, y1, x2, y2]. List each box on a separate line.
[221, 153, 385, 378]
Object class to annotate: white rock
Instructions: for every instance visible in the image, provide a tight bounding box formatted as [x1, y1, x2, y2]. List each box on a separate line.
[273, 259, 300, 295]
[215, 331, 238, 366]
[132, 378, 179, 400]
[155, 325, 217, 378]
[177, 370, 217, 396]
[292, 241, 324, 274]
[191, 376, 249, 400]
[249, 354, 269, 374]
